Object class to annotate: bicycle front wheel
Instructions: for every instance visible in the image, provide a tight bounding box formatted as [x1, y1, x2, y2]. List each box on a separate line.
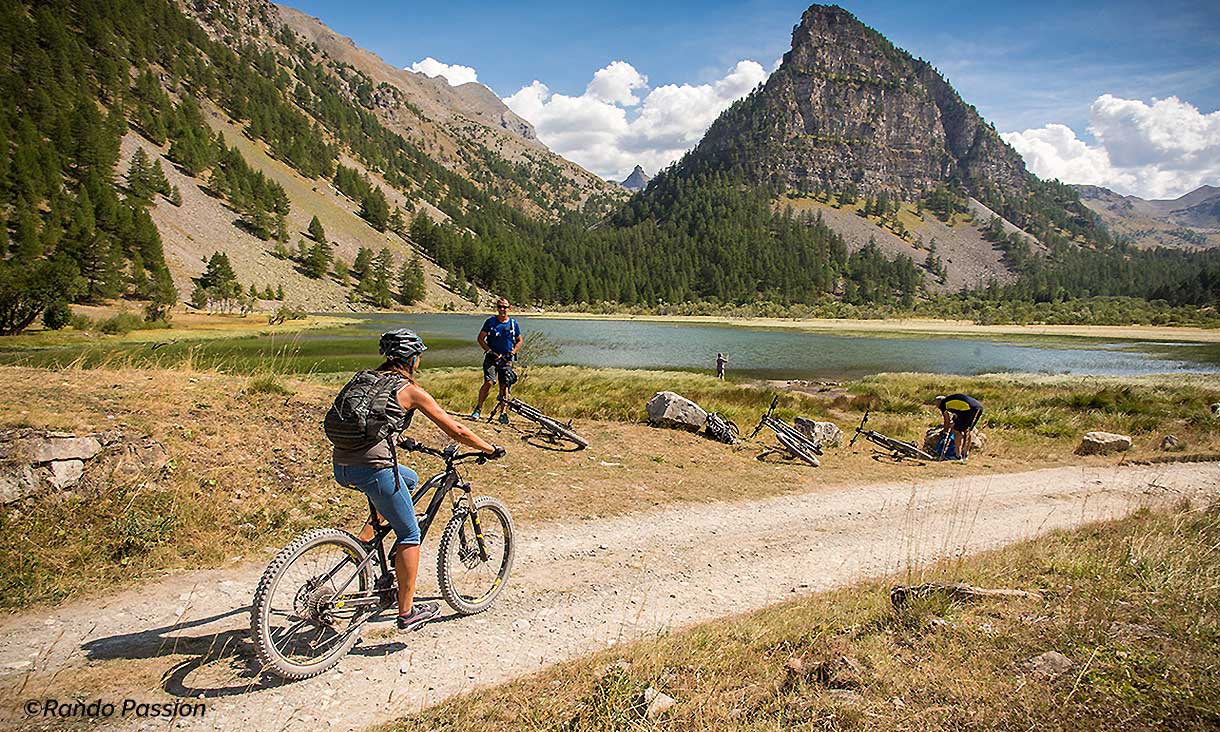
[250, 528, 373, 680]
[777, 431, 821, 467]
[437, 496, 515, 614]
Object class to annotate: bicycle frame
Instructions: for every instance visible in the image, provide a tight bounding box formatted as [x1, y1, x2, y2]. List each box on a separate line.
[750, 396, 824, 455]
[850, 410, 937, 461]
[318, 445, 490, 614]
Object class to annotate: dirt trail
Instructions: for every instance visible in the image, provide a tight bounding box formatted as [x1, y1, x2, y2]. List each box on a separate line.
[2, 462, 1218, 731]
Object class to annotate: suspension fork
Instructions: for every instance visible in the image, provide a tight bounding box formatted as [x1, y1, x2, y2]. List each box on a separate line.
[453, 482, 491, 562]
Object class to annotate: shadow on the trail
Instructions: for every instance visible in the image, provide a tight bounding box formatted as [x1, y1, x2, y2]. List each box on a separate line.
[79, 598, 453, 698]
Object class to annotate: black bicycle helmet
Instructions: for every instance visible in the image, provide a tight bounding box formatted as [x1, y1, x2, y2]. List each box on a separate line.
[379, 328, 427, 363]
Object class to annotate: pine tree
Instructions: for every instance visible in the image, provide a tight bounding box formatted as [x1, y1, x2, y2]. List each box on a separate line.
[149, 160, 171, 198]
[368, 248, 394, 307]
[304, 240, 333, 279]
[127, 148, 152, 200]
[351, 247, 373, 281]
[200, 251, 240, 301]
[360, 187, 390, 231]
[398, 254, 425, 305]
[307, 215, 326, 243]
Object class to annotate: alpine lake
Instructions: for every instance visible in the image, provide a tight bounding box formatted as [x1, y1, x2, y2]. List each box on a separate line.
[4, 312, 1220, 381]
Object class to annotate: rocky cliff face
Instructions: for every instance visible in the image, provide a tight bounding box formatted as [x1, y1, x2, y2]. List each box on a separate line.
[688, 4, 1031, 201]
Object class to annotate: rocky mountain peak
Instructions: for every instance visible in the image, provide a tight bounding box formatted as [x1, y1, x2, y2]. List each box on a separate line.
[684, 3, 1032, 203]
[620, 165, 651, 191]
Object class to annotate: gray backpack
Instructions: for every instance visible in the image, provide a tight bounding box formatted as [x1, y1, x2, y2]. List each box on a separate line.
[323, 370, 406, 451]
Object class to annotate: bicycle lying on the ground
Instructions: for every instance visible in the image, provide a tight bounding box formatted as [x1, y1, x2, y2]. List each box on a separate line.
[250, 439, 514, 680]
[750, 396, 822, 466]
[849, 410, 937, 462]
[488, 379, 589, 449]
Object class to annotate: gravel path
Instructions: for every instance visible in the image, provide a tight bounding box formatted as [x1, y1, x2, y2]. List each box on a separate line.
[2, 462, 1217, 731]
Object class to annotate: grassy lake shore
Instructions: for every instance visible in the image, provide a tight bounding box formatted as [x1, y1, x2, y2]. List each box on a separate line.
[2, 362, 1218, 610]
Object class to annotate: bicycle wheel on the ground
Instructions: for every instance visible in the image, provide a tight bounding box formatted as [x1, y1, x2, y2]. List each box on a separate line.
[776, 431, 821, 467]
[876, 435, 937, 461]
[533, 414, 589, 449]
[250, 528, 373, 680]
[437, 496, 515, 614]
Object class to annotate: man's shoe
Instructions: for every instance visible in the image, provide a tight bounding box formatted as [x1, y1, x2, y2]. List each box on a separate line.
[396, 602, 439, 632]
[470, 409, 482, 420]
[498, 412, 510, 425]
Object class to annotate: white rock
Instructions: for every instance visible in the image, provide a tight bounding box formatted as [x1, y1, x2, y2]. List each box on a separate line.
[641, 687, 676, 719]
[646, 392, 707, 431]
[1027, 651, 1073, 678]
[1075, 431, 1132, 455]
[47, 459, 85, 488]
[793, 418, 843, 447]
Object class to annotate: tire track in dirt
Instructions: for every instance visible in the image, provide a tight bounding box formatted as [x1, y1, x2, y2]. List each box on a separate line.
[2, 462, 1217, 731]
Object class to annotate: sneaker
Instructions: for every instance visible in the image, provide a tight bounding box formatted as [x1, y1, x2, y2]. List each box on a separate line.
[498, 412, 510, 425]
[470, 409, 482, 420]
[396, 602, 439, 632]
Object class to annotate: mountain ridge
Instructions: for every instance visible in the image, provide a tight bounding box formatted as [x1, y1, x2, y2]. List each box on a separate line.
[1074, 184, 1220, 249]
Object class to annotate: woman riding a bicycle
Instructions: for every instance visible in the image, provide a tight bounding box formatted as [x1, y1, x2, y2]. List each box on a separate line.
[330, 329, 503, 632]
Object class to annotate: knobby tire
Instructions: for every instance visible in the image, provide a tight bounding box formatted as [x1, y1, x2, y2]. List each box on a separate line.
[436, 496, 515, 614]
[776, 431, 821, 467]
[250, 528, 373, 680]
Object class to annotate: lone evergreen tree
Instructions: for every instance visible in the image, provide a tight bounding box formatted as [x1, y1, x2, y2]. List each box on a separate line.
[307, 215, 326, 243]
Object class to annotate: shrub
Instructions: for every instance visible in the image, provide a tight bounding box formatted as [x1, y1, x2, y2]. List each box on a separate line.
[42, 301, 73, 330]
[97, 312, 146, 335]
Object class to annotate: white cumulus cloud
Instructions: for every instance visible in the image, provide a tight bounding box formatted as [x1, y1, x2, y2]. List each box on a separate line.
[1002, 95, 1220, 199]
[503, 60, 769, 181]
[408, 57, 479, 86]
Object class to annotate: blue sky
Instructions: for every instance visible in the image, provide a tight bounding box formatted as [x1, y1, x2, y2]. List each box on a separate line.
[285, 0, 1220, 197]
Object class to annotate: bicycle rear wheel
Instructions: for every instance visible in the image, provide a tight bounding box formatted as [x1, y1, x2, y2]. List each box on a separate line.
[776, 431, 820, 467]
[872, 435, 936, 461]
[534, 414, 589, 449]
[250, 528, 373, 680]
[437, 496, 515, 614]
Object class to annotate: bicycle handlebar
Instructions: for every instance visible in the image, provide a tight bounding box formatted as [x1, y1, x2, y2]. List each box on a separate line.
[398, 437, 504, 464]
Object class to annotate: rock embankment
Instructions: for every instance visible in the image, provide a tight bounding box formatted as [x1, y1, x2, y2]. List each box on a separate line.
[0, 429, 168, 504]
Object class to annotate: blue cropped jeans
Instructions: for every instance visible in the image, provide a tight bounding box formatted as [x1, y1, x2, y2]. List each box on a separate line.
[333, 463, 421, 546]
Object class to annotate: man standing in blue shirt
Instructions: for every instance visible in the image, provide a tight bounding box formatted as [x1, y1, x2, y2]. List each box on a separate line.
[471, 297, 522, 423]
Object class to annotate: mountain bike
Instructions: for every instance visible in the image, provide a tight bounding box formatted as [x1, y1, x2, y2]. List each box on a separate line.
[705, 411, 740, 444]
[849, 410, 937, 461]
[250, 440, 514, 680]
[488, 379, 589, 449]
[749, 396, 822, 466]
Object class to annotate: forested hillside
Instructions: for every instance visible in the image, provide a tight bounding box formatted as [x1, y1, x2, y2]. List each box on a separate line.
[1, 0, 1216, 335]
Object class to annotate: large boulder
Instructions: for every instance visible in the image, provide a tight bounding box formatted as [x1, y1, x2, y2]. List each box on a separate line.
[922, 427, 987, 455]
[646, 392, 707, 431]
[793, 418, 843, 448]
[1075, 431, 1132, 456]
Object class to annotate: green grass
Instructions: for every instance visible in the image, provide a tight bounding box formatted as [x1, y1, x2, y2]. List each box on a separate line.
[419, 365, 826, 426]
[385, 503, 1220, 731]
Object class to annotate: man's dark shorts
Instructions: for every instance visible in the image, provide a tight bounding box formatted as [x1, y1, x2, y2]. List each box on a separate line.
[483, 352, 512, 383]
[950, 407, 983, 432]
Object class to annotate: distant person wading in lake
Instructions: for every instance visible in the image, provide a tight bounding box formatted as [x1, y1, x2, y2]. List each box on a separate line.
[471, 298, 522, 423]
[716, 352, 729, 380]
